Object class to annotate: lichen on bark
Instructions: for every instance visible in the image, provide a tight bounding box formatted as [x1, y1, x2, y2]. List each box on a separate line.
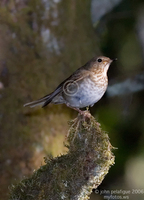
[9, 111, 115, 200]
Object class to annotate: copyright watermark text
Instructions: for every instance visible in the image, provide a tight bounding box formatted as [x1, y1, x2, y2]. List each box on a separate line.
[94, 189, 144, 199]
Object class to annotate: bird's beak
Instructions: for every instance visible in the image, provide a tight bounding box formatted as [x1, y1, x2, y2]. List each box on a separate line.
[112, 58, 117, 61]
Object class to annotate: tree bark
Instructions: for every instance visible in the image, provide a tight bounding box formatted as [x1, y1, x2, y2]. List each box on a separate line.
[9, 112, 114, 200]
[0, 1, 98, 199]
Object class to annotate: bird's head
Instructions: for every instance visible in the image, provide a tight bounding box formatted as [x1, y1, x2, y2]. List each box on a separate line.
[91, 56, 116, 75]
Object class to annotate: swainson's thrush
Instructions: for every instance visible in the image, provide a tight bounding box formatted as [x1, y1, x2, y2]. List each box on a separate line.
[24, 56, 115, 114]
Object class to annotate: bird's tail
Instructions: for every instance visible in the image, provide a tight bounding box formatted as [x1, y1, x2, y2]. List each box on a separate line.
[24, 94, 52, 108]
[24, 84, 63, 108]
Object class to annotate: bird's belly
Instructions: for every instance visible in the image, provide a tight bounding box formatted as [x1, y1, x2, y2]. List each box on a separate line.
[63, 80, 107, 108]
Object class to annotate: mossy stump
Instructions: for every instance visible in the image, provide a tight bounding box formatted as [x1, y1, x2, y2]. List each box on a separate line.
[9, 111, 115, 200]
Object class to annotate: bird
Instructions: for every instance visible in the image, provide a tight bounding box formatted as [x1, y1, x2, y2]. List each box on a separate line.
[24, 56, 116, 114]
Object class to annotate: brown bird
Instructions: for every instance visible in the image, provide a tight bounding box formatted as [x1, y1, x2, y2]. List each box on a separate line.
[24, 56, 115, 114]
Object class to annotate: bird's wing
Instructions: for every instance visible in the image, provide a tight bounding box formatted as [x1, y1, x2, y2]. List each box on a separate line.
[57, 68, 90, 87]
[42, 69, 90, 106]
[24, 69, 90, 108]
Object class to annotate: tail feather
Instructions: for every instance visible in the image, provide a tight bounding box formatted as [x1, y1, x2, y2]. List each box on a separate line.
[24, 83, 63, 108]
[24, 94, 51, 108]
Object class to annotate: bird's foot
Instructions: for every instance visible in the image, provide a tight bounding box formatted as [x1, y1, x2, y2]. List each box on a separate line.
[79, 110, 91, 118]
[66, 103, 91, 118]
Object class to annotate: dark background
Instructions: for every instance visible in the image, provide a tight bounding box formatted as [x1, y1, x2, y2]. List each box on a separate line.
[0, 0, 144, 199]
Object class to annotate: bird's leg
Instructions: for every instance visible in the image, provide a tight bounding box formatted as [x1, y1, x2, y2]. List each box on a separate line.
[66, 103, 84, 115]
[66, 103, 91, 117]
[73, 108, 84, 115]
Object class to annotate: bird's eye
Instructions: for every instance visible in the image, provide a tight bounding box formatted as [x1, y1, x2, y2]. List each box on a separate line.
[97, 58, 102, 62]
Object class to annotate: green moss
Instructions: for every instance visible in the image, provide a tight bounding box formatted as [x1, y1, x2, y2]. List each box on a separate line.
[9, 112, 115, 200]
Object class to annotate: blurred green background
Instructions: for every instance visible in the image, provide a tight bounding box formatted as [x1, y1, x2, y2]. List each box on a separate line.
[0, 0, 144, 199]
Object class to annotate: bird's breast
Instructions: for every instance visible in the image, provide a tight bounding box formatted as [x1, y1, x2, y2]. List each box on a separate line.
[89, 72, 108, 88]
[62, 72, 108, 108]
